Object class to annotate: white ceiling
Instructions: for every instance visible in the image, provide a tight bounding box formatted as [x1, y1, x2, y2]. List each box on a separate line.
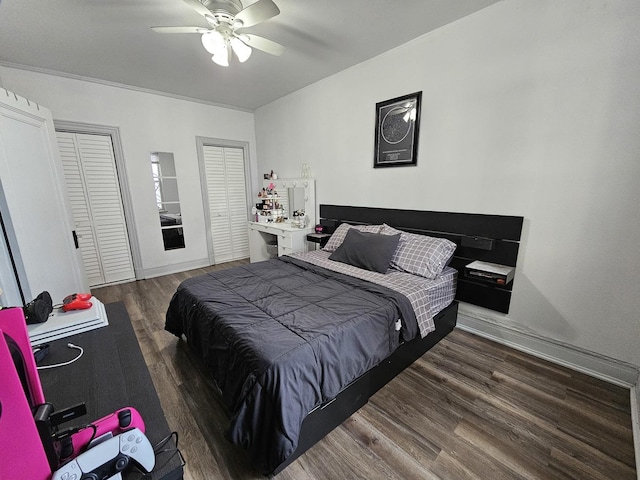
[0, 0, 500, 111]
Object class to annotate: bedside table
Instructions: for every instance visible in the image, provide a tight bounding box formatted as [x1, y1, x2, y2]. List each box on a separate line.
[306, 233, 331, 248]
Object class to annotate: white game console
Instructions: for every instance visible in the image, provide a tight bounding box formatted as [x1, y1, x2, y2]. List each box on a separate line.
[51, 428, 154, 480]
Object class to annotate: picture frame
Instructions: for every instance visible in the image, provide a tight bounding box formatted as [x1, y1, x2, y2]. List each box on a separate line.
[374, 91, 422, 168]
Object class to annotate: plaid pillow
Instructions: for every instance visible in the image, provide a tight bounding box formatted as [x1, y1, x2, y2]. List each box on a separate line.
[323, 223, 383, 252]
[381, 224, 456, 279]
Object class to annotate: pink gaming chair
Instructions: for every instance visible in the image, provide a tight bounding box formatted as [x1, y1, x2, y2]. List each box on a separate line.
[0, 307, 51, 480]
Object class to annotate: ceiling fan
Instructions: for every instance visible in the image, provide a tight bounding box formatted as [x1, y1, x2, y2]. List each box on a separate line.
[152, 0, 285, 67]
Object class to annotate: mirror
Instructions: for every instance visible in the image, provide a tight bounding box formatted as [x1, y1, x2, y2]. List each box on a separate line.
[287, 187, 305, 218]
[151, 152, 185, 250]
[265, 178, 315, 226]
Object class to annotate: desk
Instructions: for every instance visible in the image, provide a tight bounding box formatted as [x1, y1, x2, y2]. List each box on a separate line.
[38, 302, 183, 480]
[248, 221, 313, 262]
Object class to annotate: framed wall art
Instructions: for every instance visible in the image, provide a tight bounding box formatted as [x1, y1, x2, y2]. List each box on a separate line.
[373, 91, 422, 168]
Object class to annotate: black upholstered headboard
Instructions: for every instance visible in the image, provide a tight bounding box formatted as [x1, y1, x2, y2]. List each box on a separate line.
[319, 204, 524, 314]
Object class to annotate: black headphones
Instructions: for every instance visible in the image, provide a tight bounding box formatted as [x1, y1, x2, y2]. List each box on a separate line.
[23, 291, 53, 325]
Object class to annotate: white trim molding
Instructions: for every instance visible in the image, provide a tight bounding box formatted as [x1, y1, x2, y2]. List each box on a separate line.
[632, 381, 640, 480]
[0, 61, 252, 113]
[142, 257, 211, 280]
[456, 311, 639, 387]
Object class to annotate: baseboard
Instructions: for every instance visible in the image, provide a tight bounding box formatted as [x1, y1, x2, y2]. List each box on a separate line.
[456, 311, 639, 388]
[142, 258, 211, 279]
[632, 383, 640, 480]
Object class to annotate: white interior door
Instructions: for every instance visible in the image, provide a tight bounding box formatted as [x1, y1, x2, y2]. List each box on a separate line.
[202, 145, 249, 263]
[0, 92, 87, 304]
[57, 132, 135, 286]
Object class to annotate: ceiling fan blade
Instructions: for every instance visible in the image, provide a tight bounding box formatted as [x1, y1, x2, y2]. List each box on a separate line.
[241, 34, 285, 56]
[235, 0, 280, 28]
[182, 0, 212, 17]
[151, 26, 205, 34]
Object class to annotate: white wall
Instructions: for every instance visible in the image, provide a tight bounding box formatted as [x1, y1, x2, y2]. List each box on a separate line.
[255, 0, 640, 367]
[0, 67, 258, 277]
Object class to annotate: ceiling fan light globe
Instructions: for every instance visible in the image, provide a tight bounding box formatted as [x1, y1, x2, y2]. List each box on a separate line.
[212, 53, 229, 67]
[201, 31, 225, 54]
[230, 37, 252, 63]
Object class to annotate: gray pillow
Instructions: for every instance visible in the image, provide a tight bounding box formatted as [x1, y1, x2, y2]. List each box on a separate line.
[328, 229, 400, 273]
[322, 223, 383, 252]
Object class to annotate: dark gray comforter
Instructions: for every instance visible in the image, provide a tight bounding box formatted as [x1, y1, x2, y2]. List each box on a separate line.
[165, 256, 418, 474]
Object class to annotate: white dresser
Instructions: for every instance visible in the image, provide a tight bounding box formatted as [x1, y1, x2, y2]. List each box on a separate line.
[248, 222, 313, 262]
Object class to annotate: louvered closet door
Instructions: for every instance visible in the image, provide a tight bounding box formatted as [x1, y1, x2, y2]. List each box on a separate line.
[57, 132, 134, 286]
[57, 133, 102, 286]
[203, 146, 249, 263]
[224, 148, 250, 259]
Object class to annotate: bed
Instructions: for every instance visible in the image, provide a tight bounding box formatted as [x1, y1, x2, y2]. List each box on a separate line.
[165, 205, 523, 475]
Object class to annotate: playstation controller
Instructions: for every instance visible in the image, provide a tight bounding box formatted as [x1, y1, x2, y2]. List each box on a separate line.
[62, 293, 93, 312]
[58, 407, 145, 463]
[51, 427, 155, 480]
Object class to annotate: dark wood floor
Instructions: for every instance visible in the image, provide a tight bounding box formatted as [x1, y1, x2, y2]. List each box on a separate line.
[93, 261, 636, 480]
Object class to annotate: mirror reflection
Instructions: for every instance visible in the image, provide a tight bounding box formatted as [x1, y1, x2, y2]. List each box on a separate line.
[151, 152, 185, 250]
[287, 187, 305, 218]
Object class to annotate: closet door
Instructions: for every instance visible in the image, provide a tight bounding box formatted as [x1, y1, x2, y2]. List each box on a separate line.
[202, 146, 249, 263]
[57, 132, 134, 286]
[224, 148, 250, 259]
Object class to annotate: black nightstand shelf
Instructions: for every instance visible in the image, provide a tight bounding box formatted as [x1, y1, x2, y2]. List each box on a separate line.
[306, 233, 331, 248]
